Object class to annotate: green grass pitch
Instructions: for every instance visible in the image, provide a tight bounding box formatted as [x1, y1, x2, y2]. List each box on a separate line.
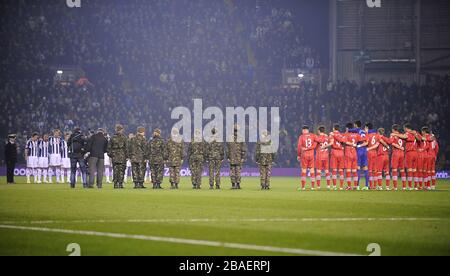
[0, 176, 449, 256]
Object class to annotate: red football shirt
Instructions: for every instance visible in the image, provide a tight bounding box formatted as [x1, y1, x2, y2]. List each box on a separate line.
[315, 135, 330, 161]
[297, 133, 317, 158]
[404, 132, 418, 152]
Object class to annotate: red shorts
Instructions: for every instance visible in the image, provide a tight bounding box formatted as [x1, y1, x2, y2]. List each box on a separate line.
[405, 151, 418, 170]
[330, 154, 344, 170]
[345, 155, 357, 170]
[301, 154, 315, 169]
[428, 157, 436, 171]
[368, 151, 378, 171]
[316, 158, 329, 171]
[377, 155, 389, 172]
[391, 152, 405, 170]
[417, 152, 427, 171]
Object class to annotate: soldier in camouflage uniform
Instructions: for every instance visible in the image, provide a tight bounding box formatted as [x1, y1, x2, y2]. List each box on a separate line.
[227, 126, 247, 189]
[107, 124, 128, 189]
[206, 128, 224, 189]
[166, 128, 184, 189]
[128, 126, 147, 189]
[188, 129, 206, 189]
[255, 130, 276, 190]
[148, 128, 166, 189]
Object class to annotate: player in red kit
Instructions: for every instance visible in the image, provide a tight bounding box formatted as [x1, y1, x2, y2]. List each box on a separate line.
[365, 123, 380, 190]
[392, 123, 421, 190]
[416, 127, 431, 190]
[297, 126, 318, 191]
[376, 128, 391, 190]
[428, 133, 439, 190]
[334, 123, 365, 190]
[315, 126, 331, 190]
[389, 125, 407, 190]
[419, 127, 435, 190]
[328, 124, 346, 190]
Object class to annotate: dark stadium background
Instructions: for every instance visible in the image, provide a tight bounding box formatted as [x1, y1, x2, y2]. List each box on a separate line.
[0, 0, 449, 170]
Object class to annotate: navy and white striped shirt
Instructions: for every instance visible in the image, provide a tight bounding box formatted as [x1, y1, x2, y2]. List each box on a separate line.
[60, 140, 69, 159]
[26, 139, 39, 157]
[49, 136, 61, 155]
[38, 140, 49, 158]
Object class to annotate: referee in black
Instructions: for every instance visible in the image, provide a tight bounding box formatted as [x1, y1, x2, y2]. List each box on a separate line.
[4, 134, 17, 184]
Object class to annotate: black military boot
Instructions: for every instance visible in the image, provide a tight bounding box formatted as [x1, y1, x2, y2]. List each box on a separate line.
[266, 184, 270, 190]
[158, 183, 163, 189]
[133, 182, 139, 189]
[231, 183, 236, 190]
[141, 182, 147, 189]
[216, 185, 220, 190]
[210, 185, 214, 190]
[237, 183, 241, 189]
[175, 183, 179, 189]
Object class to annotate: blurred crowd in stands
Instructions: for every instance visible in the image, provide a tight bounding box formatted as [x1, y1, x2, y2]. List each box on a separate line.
[0, 0, 449, 169]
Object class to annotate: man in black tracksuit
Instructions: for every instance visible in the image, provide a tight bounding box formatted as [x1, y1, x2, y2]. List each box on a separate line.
[68, 128, 88, 188]
[4, 134, 17, 184]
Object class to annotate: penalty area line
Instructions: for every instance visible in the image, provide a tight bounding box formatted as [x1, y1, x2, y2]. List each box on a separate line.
[0, 224, 360, 256]
[0, 217, 447, 225]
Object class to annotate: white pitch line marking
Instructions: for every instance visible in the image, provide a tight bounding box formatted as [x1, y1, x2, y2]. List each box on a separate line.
[0, 217, 447, 225]
[0, 224, 360, 256]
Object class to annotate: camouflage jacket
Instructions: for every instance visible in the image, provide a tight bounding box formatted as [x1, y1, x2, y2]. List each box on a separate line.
[147, 136, 166, 165]
[206, 139, 225, 161]
[226, 136, 247, 165]
[166, 137, 184, 167]
[255, 141, 276, 166]
[127, 134, 147, 163]
[107, 132, 128, 164]
[188, 141, 206, 163]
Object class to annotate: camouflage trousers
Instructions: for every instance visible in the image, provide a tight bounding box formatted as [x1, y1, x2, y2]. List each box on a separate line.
[150, 164, 164, 185]
[131, 162, 146, 183]
[169, 166, 181, 184]
[259, 164, 272, 186]
[189, 161, 204, 187]
[230, 164, 242, 184]
[208, 160, 222, 187]
[112, 163, 126, 186]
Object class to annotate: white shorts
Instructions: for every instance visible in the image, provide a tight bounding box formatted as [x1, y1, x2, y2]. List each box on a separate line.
[38, 157, 49, 168]
[62, 158, 71, 169]
[104, 153, 111, 166]
[49, 154, 62, 166]
[27, 156, 39, 169]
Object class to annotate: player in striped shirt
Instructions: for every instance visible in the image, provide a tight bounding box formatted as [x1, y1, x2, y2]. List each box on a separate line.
[60, 132, 71, 183]
[37, 134, 50, 184]
[25, 133, 40, 184]
[49, 129, 63, 183]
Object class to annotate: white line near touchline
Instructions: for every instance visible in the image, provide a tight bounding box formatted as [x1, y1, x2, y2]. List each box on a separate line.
[0, 224, 361, 256]
[0, 217, 447, 225]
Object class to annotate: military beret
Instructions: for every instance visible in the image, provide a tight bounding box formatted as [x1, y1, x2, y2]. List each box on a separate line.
[137, 126, 146, 134]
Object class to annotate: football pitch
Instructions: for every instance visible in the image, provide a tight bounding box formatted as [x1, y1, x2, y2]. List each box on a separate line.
[0, 176, 449, 256]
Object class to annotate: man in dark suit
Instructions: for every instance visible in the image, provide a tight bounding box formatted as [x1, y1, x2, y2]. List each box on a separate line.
[87, 128, 108, 188]
[4, 134, 18, 184]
